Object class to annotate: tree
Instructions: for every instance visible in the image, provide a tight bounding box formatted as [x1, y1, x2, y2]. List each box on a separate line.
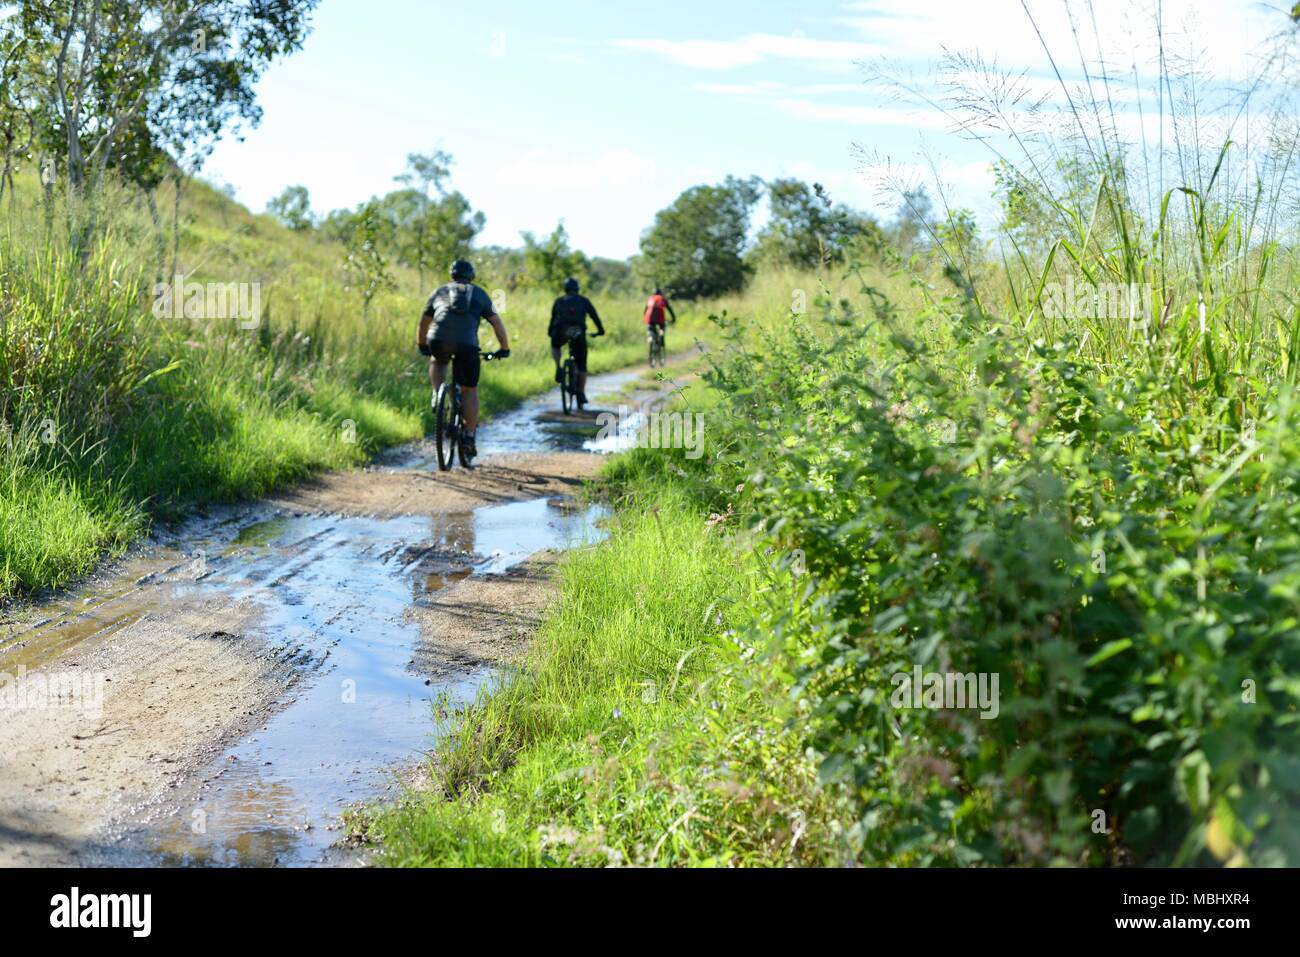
[751, 178, 882, 270]
[392, 150, 451, 289]
[472, 245, 527, 291]
[372, 187, 483, 292]
[323, 155, 484, 298]
[340, 200, 396, 319]
[894, 186, 934, 254]
[521, 221, 587, 290]
[267, 184, 314, 231]
[336, 151, 487, 292]
[587, 256, 635, 296]
[638, 175, 762, 299]
[17, 0, 318, 250]
[418, 190, 484, 276]
[395, 150, 451, 199]
[0, 23, 43, 206]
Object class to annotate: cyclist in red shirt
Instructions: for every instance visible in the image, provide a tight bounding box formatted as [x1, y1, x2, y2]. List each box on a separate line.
[644, 287, 677, 351]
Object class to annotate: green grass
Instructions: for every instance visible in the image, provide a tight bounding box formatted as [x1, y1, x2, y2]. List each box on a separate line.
[371, 471, 846, 867]
[374, 230, 1300, 868]
[0, 468, 143, 598]
[365, 14, 1300, 867]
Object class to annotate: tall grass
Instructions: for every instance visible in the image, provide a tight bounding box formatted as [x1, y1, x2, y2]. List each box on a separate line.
[372, 479, 847, 867]
[657, 10, 1300, 865]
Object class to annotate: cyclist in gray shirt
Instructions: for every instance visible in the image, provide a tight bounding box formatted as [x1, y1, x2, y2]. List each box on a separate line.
[417, 258, 510, 458]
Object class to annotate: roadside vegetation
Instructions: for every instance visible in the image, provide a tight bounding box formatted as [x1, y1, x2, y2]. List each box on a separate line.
[375, 450, 852, 867]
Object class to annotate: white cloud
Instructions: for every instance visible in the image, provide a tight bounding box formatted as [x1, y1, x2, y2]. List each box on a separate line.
[613, 33, 881, 70]
[493, 147, 657, 191]
[621, 2, 1287, 90]
[775, 97, 958, 131]
[683, 0, 1296, 173]
[836, 0, 1286, 85]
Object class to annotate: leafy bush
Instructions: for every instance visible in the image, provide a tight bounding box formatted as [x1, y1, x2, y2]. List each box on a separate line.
[696, 274, 1300, 866]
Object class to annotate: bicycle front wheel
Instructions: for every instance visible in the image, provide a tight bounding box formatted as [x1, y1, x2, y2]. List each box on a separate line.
[434, 383, 457, 471]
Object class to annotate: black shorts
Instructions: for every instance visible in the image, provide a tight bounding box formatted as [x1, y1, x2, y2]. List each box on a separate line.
[429, 341, 481, 388]
[551, 333, 588, 373]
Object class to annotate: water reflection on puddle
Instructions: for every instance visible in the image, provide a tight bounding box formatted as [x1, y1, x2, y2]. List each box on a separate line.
[133, 497, 607, 866]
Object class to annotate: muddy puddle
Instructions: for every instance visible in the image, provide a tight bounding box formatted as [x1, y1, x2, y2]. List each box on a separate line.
[395, 364, 675, 467]
[126, 498, 607, 866]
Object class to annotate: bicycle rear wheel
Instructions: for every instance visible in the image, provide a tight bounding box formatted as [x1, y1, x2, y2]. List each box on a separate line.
[434, 383, 457, 471]
[561, 359, 575, 415]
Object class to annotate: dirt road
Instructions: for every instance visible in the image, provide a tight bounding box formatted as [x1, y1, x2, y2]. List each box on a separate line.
[0, 359, 693, 866]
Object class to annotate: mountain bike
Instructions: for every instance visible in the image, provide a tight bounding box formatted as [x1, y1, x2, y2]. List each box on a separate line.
[434, 350, 508, 470]
[647, 323, 666, 367]
[559, 331, 598, 415]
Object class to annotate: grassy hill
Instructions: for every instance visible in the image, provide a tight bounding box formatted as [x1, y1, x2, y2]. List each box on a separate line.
[0, 176, 696, 600]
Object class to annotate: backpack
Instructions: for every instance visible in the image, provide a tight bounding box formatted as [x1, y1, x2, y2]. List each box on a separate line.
[447, 282, 474, 314]
[556, 295, 585, 331]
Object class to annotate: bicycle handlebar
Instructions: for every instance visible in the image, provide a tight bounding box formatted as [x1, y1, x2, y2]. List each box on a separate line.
[481, 349, 510, 361]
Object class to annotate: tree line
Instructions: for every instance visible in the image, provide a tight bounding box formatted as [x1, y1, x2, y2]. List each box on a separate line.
[270, 161, 956, 302]
[0, 0, 958, 302]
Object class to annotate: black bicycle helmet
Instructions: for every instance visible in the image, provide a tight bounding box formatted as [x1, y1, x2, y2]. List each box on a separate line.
[563, 277, 580, 294]
[450, 258, 475, 281]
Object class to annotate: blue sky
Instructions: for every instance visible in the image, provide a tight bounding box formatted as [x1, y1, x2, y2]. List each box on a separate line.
[204, 0, 1290, 259]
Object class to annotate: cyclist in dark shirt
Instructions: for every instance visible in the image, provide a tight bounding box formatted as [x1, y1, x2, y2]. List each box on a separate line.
[548, 277, 605, 406]
[417, 258, 510, 458]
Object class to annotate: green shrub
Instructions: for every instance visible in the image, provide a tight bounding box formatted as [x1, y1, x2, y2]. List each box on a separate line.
[695, 277, 1300, 866]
